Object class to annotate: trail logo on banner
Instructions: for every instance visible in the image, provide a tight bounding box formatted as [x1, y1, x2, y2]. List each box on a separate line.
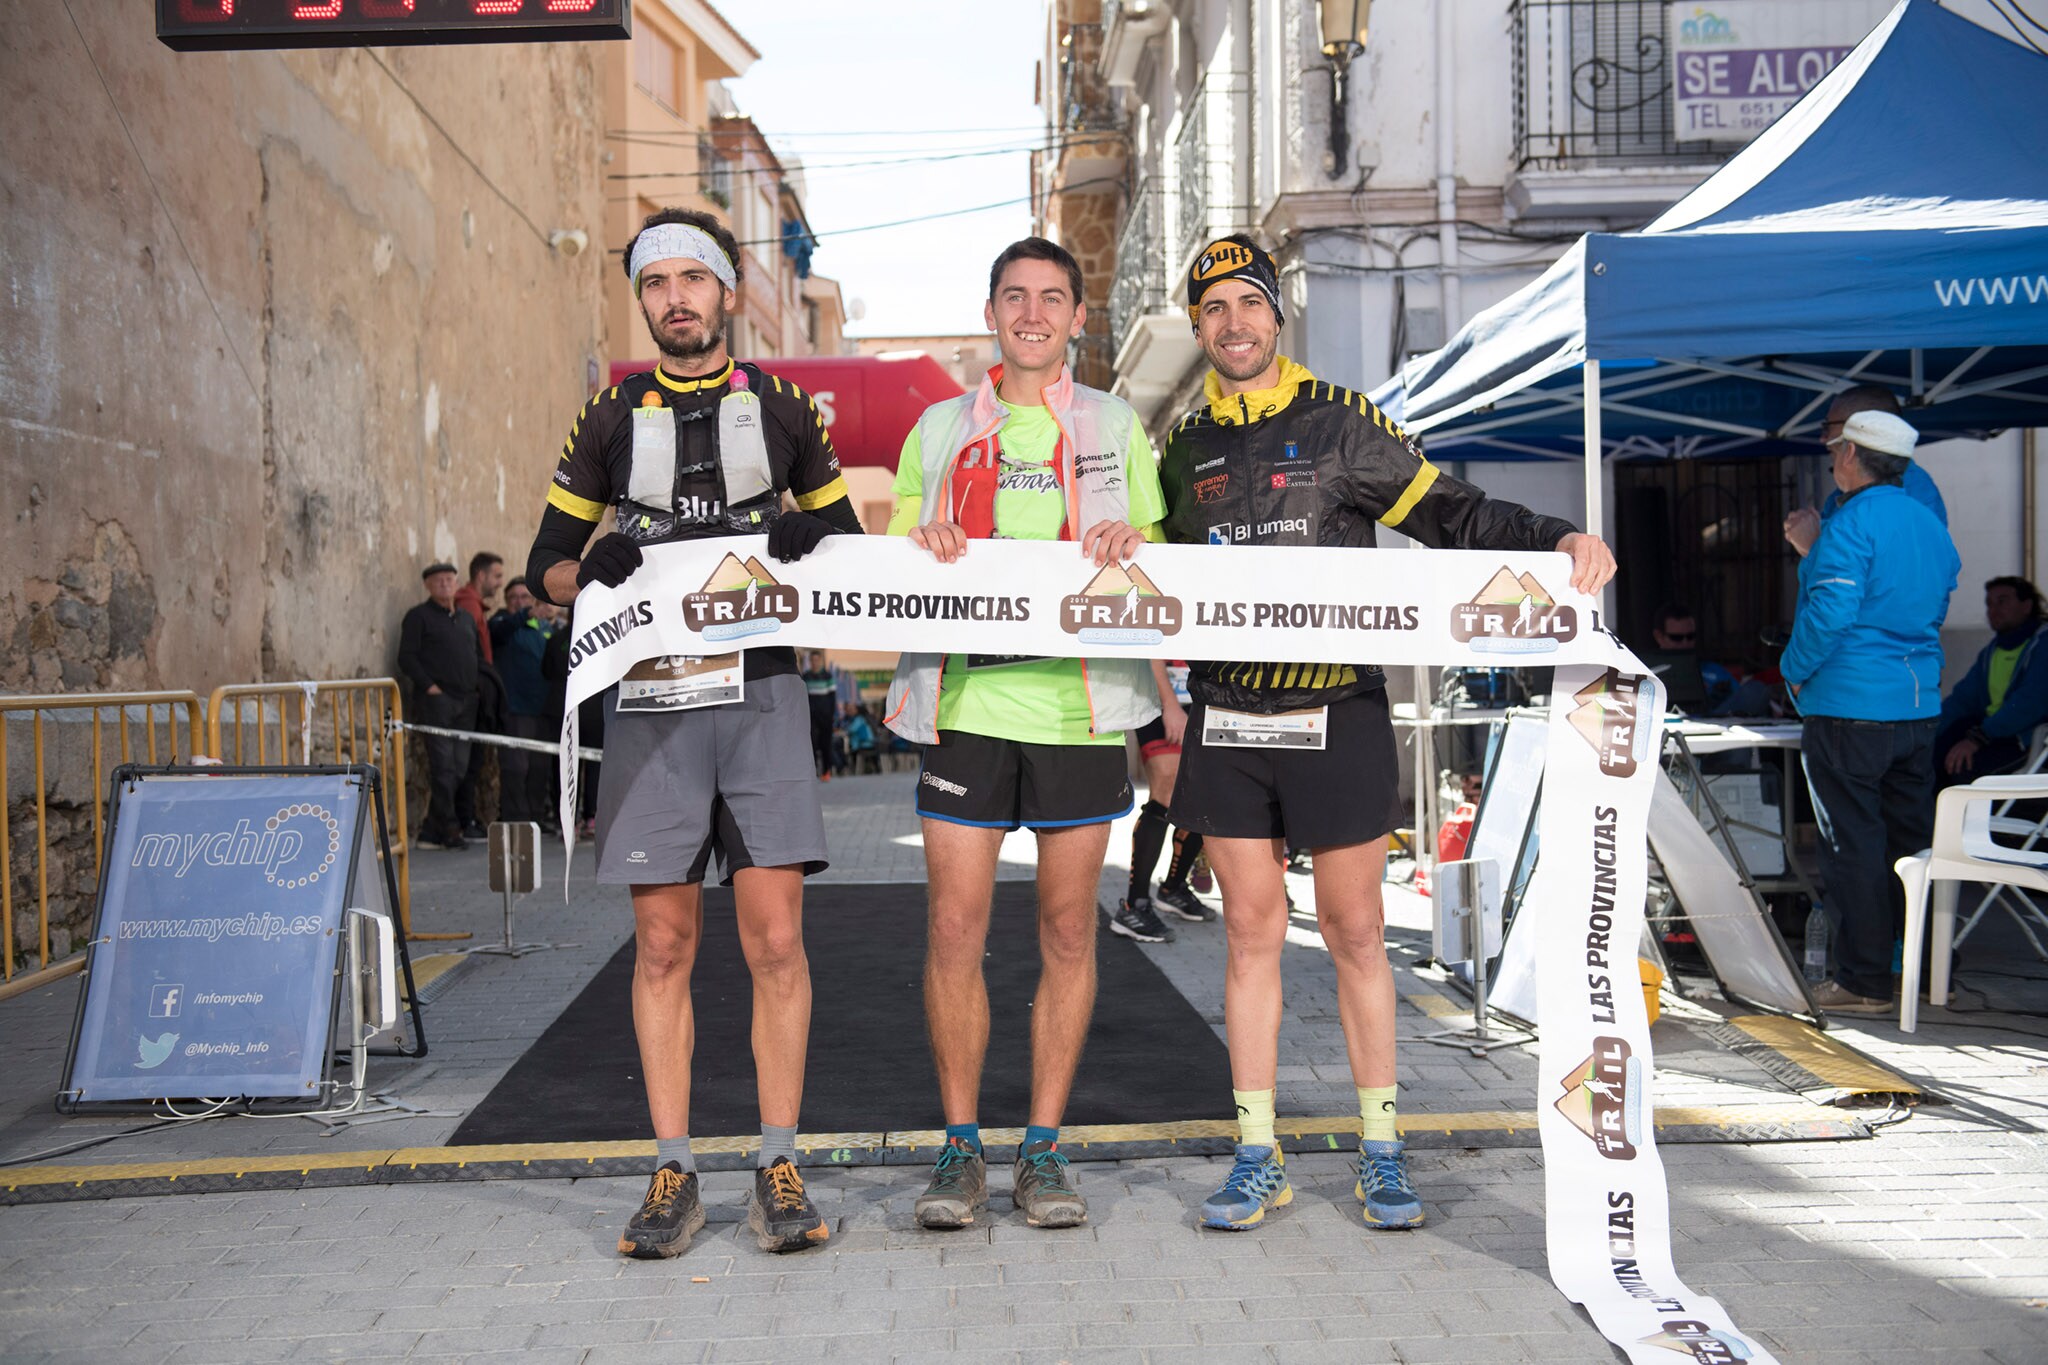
[1450, 568, 1577, 652]
[682, 553, 800, 641]
[1553, 1036, 1645, 1160]
[1059, 563, 1182, 644]
[1641, 1320, 1755, 1362]
[1573, 669, 1653, 777]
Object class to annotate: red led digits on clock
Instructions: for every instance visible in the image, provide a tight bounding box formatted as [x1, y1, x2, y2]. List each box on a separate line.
[292, 1, 342, 16]
[472, 1, 524, 13]
[362, 1, 417, 16]
[546, 1, 597, 10]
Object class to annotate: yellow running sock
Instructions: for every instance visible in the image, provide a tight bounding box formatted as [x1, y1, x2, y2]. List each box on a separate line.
[1359, 1085, 1398, 1143]
[1233, 1088, 1277, 1149]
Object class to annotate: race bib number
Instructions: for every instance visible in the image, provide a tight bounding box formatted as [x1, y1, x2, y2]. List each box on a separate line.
[1201, 705, 1327, 750]
[617, 654, 744, 712]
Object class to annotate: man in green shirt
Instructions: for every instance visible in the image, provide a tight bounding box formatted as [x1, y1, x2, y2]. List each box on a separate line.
[882, 238, 1165, 1230]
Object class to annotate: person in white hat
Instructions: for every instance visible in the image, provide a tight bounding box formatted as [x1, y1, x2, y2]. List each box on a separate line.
[1780, 398, 1961, 1014]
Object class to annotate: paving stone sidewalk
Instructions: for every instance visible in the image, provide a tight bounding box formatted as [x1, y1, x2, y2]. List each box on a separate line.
[2, 771, 2046, 1362]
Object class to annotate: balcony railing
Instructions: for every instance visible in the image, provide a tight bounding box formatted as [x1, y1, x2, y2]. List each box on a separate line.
[1512, 0, 1734, 170]
[1174, 86, 1207, 258]
[1058, 22, 1121, 134]
[1109, 177, 1168, 358]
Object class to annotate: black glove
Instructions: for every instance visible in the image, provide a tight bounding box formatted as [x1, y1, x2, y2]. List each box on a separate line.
[766, 510, 834, 563]
[575, 532, 643, 589]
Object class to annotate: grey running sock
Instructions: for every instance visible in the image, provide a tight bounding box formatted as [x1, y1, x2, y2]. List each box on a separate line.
[758, 1123, 798, 1169]
[655, 1134, 696, 1174]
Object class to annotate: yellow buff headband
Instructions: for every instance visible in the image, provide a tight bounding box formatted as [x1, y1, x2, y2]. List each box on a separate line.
[1186, 237, 1284, 330]
[628, 223, 736, 294]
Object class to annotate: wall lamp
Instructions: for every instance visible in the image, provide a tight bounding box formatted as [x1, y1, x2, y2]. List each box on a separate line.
[1317, 0, 1371, 177]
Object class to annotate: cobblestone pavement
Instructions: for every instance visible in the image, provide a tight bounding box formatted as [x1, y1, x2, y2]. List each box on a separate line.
[3, 771, 2046, 1363]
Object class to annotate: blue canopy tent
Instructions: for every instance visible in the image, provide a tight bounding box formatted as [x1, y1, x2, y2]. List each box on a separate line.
[1372, 0, 2048, 536]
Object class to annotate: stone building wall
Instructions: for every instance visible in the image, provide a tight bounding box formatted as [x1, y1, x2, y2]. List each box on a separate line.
[1, 4, 612, 700]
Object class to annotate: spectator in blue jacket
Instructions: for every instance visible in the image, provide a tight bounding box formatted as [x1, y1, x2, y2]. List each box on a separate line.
[1781, 410, 1960, 1015]
[1938, 576, 2048, 786]
[1783, 386, 1946, 558]
[488, 578, 560, 826]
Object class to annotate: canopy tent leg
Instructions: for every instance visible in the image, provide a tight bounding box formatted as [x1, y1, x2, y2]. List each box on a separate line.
[1583, 359, 1603, 538]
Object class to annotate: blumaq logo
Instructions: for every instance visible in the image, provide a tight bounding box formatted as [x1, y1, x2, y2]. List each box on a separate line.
[1059, 563, 1183, 646]
[1569, 669, 1653, 777]
[682, 553, 799, 642]
[1449, 567, 1577, 653]
[1639, 1320, 1752, 1362]
[1553, 1034, 1644, 1160]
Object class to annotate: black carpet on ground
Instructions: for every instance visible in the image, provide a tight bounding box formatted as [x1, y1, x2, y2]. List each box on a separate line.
[451, 882, 1229, 1144]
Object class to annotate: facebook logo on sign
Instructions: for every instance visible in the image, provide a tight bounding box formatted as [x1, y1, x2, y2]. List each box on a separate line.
[149, 984, 183, 1018]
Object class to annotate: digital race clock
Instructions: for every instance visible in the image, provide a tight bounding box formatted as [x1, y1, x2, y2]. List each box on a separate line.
[156, 1, 632, 51]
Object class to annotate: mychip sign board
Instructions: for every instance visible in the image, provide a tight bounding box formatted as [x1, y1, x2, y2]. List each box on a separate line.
[64, 770, 368, 1105]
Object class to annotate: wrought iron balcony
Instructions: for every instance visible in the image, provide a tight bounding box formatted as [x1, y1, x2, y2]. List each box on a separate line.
[1109, 177, 1169, 359]
[1512, 0, 1733, 170]
[1058, 22, 1121, 135]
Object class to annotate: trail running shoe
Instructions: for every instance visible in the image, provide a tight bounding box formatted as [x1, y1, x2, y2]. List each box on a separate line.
[1355, 1140, 1425, 1229]
[749, 1157, 830, 1252]
[1013, 1141, 1087, 1228]
[617, 1161, 705, 1259]
[1199, 1144, 1292, 1230]
[914, 1139, 989, 1229]
[1155, 881, 1216, 923]
[1190, 853, 1214, 895]
[1108, 897, 1174, 943]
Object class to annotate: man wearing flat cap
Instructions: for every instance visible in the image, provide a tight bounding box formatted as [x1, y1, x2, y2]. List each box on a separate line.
[1782, 405, 1960, 1015]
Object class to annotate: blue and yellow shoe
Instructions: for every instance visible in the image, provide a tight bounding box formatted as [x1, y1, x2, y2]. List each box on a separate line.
[1355, 1139, 1424, 1229]
[1199, 1144, 1292, 1230]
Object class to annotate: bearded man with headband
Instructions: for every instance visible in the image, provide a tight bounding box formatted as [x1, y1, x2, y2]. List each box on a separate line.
[525, 208, 863, 1259]
[1158, 234, 1616, 1232]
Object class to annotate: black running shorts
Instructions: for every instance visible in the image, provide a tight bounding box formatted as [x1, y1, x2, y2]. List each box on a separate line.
[1168, 688, 1403, 847]
[916, 731, 1134, 831]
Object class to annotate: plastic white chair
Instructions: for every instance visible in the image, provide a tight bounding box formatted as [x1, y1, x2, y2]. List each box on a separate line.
[1892, 773, 2048, 1032]
[1952, 728, 2048, 957]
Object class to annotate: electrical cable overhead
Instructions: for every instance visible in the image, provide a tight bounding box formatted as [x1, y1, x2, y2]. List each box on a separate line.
[1985, 0, 2048, 53]
[606, 140, 1054, 184]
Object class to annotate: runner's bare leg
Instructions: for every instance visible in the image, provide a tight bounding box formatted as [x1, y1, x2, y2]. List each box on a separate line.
[1205, 836, 1290, 1091]
[1026, 821, 1111, 1128]
[1310, 838, 1398, 1089]
[922, 820, 1005, 1124]
[732, 864, 811, 1129]
[630, 882, 704, 1139]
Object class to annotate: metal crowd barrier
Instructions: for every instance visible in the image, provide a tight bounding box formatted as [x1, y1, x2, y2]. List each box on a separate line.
[0, 691, 206, 997]
[206, 679, 420, 936]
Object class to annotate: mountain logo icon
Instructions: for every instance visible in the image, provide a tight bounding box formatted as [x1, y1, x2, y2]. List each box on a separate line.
[135, 1031, 180, 1070]
[681, 552, 801, 643]
[1553, 1035, 1642, 1160]
[1058, 562, 1183, 646]
[1569, 668, 1651, 777]
[1639, 1321, 1753, 1362]
[1449, 567, 1576, 653]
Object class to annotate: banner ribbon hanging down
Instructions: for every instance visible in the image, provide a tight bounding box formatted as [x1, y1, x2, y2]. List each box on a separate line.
[559, 534, 1775, 1363]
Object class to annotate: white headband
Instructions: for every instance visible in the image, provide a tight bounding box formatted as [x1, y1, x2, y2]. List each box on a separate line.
[629, 223, 736, 293]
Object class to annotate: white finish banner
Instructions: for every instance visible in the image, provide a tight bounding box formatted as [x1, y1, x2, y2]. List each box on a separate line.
[559, 534, 1775, 1363]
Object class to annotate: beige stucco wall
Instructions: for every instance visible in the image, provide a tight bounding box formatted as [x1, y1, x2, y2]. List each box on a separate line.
[1, 4, 611, 698]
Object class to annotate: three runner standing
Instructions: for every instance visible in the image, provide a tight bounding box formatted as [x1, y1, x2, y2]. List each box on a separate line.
[1156, 235, 1616, 1231]
[880, 238, 1164, 1230]
[526, 208, 862, 1259]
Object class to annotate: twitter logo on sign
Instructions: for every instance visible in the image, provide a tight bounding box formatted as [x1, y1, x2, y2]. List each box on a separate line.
[135, 1032, 179, 1070]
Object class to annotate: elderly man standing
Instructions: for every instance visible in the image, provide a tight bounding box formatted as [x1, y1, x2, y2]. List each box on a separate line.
[1781, 410, 1960, 1014]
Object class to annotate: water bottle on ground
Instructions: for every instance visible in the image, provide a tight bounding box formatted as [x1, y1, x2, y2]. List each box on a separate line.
[1802, 903, 1829, 983]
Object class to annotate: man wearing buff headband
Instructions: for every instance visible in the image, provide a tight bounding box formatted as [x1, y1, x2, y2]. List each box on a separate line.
[526, 207, 863, 1260]
[881, 237, 1167, 1231]
[1159, 233, 1616, 1233]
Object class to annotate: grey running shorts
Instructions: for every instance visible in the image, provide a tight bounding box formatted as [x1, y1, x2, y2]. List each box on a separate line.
[594, 672, 829, 886]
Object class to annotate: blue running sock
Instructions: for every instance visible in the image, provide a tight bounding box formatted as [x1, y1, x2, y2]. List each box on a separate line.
[655, 1134, 696, 1174]
[945, 1123, 982, 1153]
[1023, 1124, 1059, 1151]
